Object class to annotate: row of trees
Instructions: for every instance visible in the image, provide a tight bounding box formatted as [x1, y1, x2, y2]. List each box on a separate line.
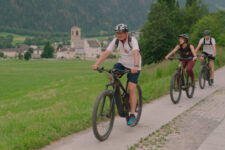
[140, 0, 225, 65]
[0, 35, 13, 48]
[24, 36, 70, 46]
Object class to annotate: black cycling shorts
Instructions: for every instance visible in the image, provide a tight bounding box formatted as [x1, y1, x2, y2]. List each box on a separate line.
[201, 52, 215, 62]
[113, 63, 140, 84]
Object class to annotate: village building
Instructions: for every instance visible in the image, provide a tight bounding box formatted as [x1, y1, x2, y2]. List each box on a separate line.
[0, 44, 43, 59]
[0, 44, 29, 57]
[32, 48, 43, 59]
[56, 26, 102, 60]
[57, 45, 76, 59]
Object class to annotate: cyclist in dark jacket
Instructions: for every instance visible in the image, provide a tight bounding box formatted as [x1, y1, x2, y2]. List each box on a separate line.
[165, 34, 197, 81]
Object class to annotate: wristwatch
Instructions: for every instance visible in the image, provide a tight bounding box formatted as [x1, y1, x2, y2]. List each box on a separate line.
[134, 64, 139, 67]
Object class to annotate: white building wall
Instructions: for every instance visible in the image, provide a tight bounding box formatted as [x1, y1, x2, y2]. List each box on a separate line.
[2, 51, 18, 57]
[57, 51, 75, 59]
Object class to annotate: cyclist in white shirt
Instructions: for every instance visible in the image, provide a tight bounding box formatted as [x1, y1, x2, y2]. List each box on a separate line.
[195, 30, 217, 84]
[92, 24, 142, 127]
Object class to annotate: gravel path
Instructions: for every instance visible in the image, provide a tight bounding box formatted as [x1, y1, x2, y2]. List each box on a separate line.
[42, 66, 225, 150]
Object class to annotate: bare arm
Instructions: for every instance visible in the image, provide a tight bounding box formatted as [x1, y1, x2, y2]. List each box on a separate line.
[130, 50, 140, 73]
[165, 45, 180, 59]
[190, 45, 197, 60]
[133, 50, 140, 66]
[212, 44, 216, 57]
[92, 50, 111, 70]
[195, 42, 202, 53]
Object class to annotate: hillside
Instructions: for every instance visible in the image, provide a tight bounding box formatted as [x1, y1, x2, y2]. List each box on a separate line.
[0, 0, 224, 36]
[0, 0, 151, 36]
[204, 0, 225, 11]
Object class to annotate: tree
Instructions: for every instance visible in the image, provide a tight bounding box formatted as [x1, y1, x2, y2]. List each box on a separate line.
[41, 42, 54, 58]
[57, 44, 63, 51]
[28, 48, 33, 54]
[182, 0, 208, 33]
[170, 0, 208, 34]
[24, 51, 31, 60]
[140, 2, 177, 65]
[0, 52, 4, 57]
[24, 38, 32, 45]
[158, 0, 176, 9]
[186, 0, 196, 7]
[175, 0, 180, 8]
[218, 33, 225, 47]
[0, 35, 14, 48]
[190, 11, 225, 46]
[18, 53, 23, 60]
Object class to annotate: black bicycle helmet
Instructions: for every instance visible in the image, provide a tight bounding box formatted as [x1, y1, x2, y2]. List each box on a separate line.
[179, 34, 190, 42]
[115, 24, 128, 33]
[203, 30, 211, 35]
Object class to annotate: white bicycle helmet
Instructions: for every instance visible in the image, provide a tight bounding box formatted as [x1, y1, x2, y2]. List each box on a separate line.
[115, 24, 128, 33]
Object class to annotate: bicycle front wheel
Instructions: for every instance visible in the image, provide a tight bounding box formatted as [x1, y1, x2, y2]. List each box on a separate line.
[170, 72, 182, 104]
[92, 90, 115, 141]
[186, 74, 195, 98]
[199, 66, 206, 89]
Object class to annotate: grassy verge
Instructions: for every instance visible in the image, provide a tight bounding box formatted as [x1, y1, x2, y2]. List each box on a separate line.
[139, 47, 225, 103]
[0, 47, 224, 150]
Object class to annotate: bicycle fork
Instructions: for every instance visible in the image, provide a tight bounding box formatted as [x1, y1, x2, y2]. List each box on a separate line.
[99, 84, 114, 118]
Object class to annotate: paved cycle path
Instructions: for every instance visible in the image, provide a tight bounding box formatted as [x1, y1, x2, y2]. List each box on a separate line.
[42, 66, 225, 150]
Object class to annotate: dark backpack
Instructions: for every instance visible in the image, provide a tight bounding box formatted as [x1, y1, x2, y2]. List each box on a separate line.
[115, 34, 133, 50]
[203, 38, 212, 45]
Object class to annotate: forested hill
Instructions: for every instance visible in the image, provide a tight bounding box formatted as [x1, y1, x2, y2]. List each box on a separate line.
[0, 0, 151, 35]
[204, 0, 225, 12]
[0, 0, 224, 36]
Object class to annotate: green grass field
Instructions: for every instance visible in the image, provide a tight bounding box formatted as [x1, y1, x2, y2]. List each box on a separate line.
[0, 32, 32, 45]
[0, 47, 225, 150]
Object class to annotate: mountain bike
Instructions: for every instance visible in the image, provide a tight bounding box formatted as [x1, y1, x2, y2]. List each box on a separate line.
[92, 67, 142, 141]
[169, 57, 195, 104]
[199, 54, 213, 89]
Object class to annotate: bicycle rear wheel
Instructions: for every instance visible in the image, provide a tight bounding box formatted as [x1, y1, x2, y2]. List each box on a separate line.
[186, 74, 195, 98]
[199, 66, 206, 89]
[170, 72, 182, 104]
[92, 90, 115, 141]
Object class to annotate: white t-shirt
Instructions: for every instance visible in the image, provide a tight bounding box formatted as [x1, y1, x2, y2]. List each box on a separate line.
[106, 36, 142, 70]
[199, 37, 216, 55]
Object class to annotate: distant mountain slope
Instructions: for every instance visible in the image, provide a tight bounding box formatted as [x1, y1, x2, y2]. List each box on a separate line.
[0, 0, 223, 35]
[0, 0, 151, 35]
[203, 0, 225, 11]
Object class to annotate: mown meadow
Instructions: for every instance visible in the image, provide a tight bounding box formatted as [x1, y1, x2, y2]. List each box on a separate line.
[0, 47, 225, 150]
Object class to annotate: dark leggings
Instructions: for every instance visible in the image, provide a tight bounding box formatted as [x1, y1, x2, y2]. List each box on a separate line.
[182, 60, 196, 81]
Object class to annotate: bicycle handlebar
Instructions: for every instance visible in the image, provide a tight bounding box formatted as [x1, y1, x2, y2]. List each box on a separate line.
[97, 67, 131, 75]
[168, 57, 193, 61]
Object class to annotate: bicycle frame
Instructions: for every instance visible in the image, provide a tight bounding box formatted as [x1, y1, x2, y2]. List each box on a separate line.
[176, 62, 188, 88]
[202, 55, 212, 80]
[202, 56, 210, 70]
[109, 76, 129, 117]
[99, 71, 130, 118]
